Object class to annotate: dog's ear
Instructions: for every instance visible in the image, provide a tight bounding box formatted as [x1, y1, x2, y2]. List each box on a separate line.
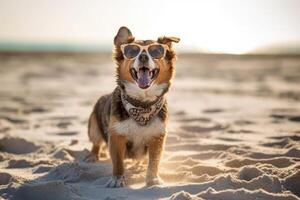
[157, 36, 180, 47]
[114, 26, 134, 46]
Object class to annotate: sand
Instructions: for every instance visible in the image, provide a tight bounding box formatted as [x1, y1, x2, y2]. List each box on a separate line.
[0, 52, 299, 200]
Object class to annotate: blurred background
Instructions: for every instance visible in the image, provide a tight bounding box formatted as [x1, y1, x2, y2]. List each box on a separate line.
[1, 0, 300, 54]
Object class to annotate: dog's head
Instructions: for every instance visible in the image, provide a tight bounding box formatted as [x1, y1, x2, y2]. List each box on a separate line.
[113, 26, 180, 101]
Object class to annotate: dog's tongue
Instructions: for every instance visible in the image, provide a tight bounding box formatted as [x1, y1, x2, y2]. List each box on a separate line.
[137, 68, 151, 89]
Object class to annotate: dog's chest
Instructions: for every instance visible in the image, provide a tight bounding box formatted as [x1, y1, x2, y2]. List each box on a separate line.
[112, 117, 166, 147]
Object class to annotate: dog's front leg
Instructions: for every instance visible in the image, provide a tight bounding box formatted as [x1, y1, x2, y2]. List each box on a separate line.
[106, 132, 127, 188]
[146, 134, 165, 186]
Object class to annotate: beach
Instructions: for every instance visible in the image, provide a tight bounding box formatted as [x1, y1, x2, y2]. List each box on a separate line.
[0, 52, 299, 200]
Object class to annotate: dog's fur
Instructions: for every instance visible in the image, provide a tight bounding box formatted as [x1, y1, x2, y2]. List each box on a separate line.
[87, 26, 179, 187]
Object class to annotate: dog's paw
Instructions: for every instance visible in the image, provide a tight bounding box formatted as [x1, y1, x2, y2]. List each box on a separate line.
[83, 153, 98, 163]
[106, 176, 126, 188]
[146, 177, 164, 187]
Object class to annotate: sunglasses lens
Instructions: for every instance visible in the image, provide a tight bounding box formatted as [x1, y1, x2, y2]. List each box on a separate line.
[123, 45, 140, 59]
[148, 45, 165, 59]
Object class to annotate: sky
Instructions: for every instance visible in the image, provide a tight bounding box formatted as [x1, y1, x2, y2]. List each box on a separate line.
[0, 0, 300, 54]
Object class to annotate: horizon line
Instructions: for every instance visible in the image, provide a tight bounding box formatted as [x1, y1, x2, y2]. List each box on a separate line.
[1, 41, 300, 55]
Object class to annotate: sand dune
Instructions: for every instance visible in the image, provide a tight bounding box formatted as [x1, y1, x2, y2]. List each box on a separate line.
[0, 53, 299, 200]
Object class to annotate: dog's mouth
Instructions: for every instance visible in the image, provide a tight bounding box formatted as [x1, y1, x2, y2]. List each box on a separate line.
[130, 67, 160, 89]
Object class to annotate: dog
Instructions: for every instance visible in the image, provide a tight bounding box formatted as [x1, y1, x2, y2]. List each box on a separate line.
[87, 26, 179, 187]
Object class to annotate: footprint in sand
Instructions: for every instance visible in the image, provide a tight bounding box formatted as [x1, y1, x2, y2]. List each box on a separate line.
[270, 114, 287, 119]
[289, 116, 300, 122]
[40, 116, 78, 121]
[261, 138, 295, 148]
[181, 124, 228, 133]
[56, 121, 72, 129]
[47, 131, 79, 136]
[234, 119, 255, 125]
[6, 159, 52, 169]
[0, 172, 23, 185]
[236, 166, 264, 181]
[216, 137, 242, 142]
[202, 108, 225, 113]
[0, 106, 19, 114]
[283, 171, 300, 197]
[270, 113, 300, 123]
[166, 143, 234, 152]
[0, 136, 40, 154]
[0, 115, 28, 124]
[225, 157, 296, 168]
[168, 151, 223, 161]
[227, 129, 256, 134]
[23, 106, 50, 114]
[177, 117, 212, 123]
[269, 135, 300, 141]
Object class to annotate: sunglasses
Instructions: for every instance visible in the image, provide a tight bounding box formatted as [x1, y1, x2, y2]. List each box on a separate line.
[120, 43, 169, 60]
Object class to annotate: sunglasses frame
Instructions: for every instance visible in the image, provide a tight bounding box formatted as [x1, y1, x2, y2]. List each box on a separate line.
[120, 43, 169, 60]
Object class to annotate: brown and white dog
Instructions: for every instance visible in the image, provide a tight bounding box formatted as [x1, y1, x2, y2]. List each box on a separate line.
[87, 26, 179, 187]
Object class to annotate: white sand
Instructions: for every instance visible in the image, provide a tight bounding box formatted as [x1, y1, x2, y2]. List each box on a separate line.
[0, 53, 299, 200]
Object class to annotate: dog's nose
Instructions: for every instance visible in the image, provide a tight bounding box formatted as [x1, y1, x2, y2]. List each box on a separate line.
[138, 52, 149, 63]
